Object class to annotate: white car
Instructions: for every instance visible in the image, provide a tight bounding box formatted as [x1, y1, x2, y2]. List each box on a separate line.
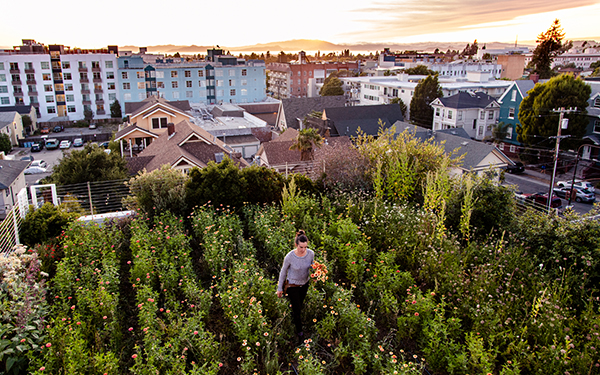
[557, 179, 595, 193]
[59, 140, 71, 149]
[24, 166, 47, 174]
[31, 160, 48, 169]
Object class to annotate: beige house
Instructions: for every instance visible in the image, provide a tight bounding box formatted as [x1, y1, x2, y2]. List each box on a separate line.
[0, 159, 29, 219]
[115, 97, 193, 156]
[0, 112, 24, 146]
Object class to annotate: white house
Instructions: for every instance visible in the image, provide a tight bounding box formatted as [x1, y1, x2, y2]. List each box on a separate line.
[430, 91, 500, 140]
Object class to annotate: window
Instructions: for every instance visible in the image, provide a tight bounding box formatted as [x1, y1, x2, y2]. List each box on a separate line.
[108, 93, 116, 101]
[60, 72, 71, 80]
[508, 107, 515, 119]
[81, 83, 89, 91]
[594, 120, 600, 133]
[78, 61, 86, 69]
[24, 62, 33, 70]
[152, 117, 168, 129]
[134, 82, 143, 89]
[47, 106, 56, 114]
[457, 111, 462, 121]
[435, 108, 440, 117]
[153, 71, 163, 79]
[138, 93, 145, 100]
[511, 90, 517, 101]
[241, 89, 247, 96]
[0, 74, 5, 82]
[171, 81, 178, 88]
[185, 70, 191, 77]
[241, 79, 247, 86]
[122, 72, 128, 79]
[0, 63, 3, 70]
[92, 61, 100, 69]
[105, 61, 113, 69]
[172, 91, 180, 98]
[595, 97, 600, 108]
[229, 69, 236, 76]
[107, 82, 115, 90]
[198, 70, 204, 77]
[66, 94, 74, 102]
[82, 94, 90, 102]
[297, 79, 301, 84]
[96, 104, 104, 112]
[93, 72, 102, 80]
[135, 71, 143, 79]
[42, 73, 51, 81]
[297, 71, 301, 76]
[241, 69, 247, 76]
[217, 80, 223, 87]
[229, 79, 236, 86]
[488, 110, 494, 120]
[230, 89, 236, 96]
[157, 82, 164, 89]
[171, 71, 178, 78]
[80, 72, 88, 80]
[65, 83, 73, 91]
[123, 93, 131, 100]
[480, 111, 485, 120]
[106, 71, 114, 79]
[199, 81, 205, 87]
[0, 86, 6, 93]
[215, 70, 223, 77]
[186, 91, 193, 98]
[0, 97, 9, 105]
[67, 105, 76, 113]
[186, 81, 192, 88]
[506, 127, 513, 139]
[41, 61, 50, 69]
[62, 61, 70, 69]
[10, 63, 18, 70]
[44, 84, 53, 92]
[123, 82, 130, 90]
[448, 110, 453, 119]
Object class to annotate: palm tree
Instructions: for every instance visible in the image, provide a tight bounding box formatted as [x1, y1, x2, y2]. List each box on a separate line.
[289, 128, 324, 161]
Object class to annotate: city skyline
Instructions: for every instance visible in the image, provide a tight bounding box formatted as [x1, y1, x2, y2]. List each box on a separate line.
[1, 0, 599, 50]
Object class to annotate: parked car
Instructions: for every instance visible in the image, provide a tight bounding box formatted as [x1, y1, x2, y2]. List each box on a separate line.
[522, 192, 562, 209]
[31, 160, 48, 169]
[59, 140, 72, 149]
[99, 141, 110, 149]
[53, 125, 63, 133]
[89, 123, 97, 129]
[505, 162, 524, 174]
[20, 155, 34, 162]
[556, 179, 595, 194]
[73, 138, 84, 147]
[45, 139, 60, 149]
[24, 166, 47, 174]
[31, 142, 44, 152]
[553, 187, 596, 203]
[40, 127, 50, 134]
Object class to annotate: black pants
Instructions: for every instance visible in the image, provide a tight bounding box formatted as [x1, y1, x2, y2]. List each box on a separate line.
[287, 282, 309, 334]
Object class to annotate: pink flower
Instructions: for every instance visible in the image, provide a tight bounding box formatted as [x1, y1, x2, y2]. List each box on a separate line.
[193, 331, 198, 335]
[128, 327, 133, 331]
[45, 343, 51, 348]
[39, 367, 45, 371]
[218, 363, 223, 367]
[415, 312, 419, 316]
[132, 354, 138, 359]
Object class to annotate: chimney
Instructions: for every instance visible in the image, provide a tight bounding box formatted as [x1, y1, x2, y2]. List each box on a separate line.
[530, 72, 539, 84]
[167, 122, 175, 136]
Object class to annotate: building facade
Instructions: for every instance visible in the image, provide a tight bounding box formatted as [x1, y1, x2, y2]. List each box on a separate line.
[0, 40, 118, 122]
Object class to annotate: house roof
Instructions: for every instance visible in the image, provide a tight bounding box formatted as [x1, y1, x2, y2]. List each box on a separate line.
[129, 119, 249, 173]
[434, 91, 497, 109]
[125, 96, 192, 118]
[257, 135, 353, 167]
[323, 104, 404, 137]
[115, 124, 159, 141]
[280, 96, 346, 130]
[251, 127, 273, 143]
[0, 112, 18, 130]
[272, 128, 299, 142]
[393, 121, 511, 171]
[0, 160, 30, 189]
[0, 105, 32, 115]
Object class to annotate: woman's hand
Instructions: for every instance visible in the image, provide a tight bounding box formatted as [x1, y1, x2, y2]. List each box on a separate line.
[277, 291, 283, 298]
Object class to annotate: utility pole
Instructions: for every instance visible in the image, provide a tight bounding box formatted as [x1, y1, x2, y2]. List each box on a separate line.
[547, 107, 577, 212]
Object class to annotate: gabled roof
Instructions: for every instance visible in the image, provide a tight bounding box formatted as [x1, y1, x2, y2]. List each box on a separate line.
[115, 124, 159, 141]
[0, 160, 30, 189]
[433, 91, 498, 110]
[323, 104, 403, 137]
[0, 112, 18, 130]
[257, 140, 302, 166]
[0, 105, 33, 115]
[393, 121, 511, 171]
[272, 128, 299, 142]
[280, 96, 346, 130]
[129, 120, 249, 173]
[125, 96, 192, 119]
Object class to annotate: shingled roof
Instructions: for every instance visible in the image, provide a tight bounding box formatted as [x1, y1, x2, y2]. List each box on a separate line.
[436, 91, 497, 109]
[323, 104, 403, 137]
[0, 160, 30, 190]
[280, 96, 346, 130]
[124, 96, 192, 116]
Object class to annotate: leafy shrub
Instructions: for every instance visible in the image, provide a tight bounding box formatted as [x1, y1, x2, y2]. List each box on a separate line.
[20, 203, 79, 248]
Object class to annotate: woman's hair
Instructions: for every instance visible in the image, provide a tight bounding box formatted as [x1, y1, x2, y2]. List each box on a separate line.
[295, 230, 308, 245]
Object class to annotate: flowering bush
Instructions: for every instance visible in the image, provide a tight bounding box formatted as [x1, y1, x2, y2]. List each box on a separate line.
[311, 261, 328, 283]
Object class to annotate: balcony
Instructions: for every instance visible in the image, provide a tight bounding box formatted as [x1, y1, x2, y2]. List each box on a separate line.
[14, 91, 24, 97]
[93, 78, 102, 83]
[78, 67, 87, 73]
[10, 69, 20, 74]
[28, 90, 38, 95]
[26, 79, 36, 85]
[80, 78, 89, 83]
[82, 100, 92, 105]
[31, 102, 39, 108]
[95, 99, 104, 104]
[92, 67, 101, 72]
[24, 69, 35, 74]
[81, 89, 90, 94]
[94, 88, 103, 93]
[96, 109, 106, 115]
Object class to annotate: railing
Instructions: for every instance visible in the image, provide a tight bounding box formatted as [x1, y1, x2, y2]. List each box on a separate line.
[0, 205, 24, 256]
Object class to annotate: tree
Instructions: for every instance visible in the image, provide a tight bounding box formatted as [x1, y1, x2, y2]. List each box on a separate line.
[49, 143, 128, 185]
[185, 157, 246, 209]
[517, 74, 591, 150]
[84, 108, 94, 122]
[492, 121, 510, 142]
[110, 100, 122, 118]
[0, 133, 12, 154]
[529, 19, 566, 79]
[409, 75, 443, 128]
[22, 115, 32, 133]
[289, 128, 324, 161]
[389, 97, 407, 119]
[20, 202, 79, 248]
[319, 73, 344, 96]
[403, 65, 436, 76]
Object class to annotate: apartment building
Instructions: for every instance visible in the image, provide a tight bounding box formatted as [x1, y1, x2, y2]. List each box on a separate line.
[267, 51, 359, 99]
[117, 49, 266, 105]
[0, 40, 118, 122]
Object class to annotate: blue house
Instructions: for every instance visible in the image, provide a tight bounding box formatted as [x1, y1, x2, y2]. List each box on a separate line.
[497, 80, 536, 146]
[579, 81, 600, 176]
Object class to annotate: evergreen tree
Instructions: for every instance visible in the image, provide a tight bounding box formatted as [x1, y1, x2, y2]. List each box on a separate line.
[110, 100, 122, 118]
[529, 19, 566, 79]
[409, 75, 443, 128]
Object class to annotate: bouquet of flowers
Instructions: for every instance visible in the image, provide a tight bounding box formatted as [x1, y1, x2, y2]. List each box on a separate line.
[311, 261, 328, 283]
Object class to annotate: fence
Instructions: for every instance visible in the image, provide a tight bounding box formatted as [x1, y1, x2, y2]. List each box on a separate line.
[0, 205, 25, 256]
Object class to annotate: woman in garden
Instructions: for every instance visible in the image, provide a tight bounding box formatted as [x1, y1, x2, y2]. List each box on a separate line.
[277, 230, 314, 338]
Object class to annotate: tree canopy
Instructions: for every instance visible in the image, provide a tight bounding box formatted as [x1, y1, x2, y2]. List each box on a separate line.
[389, 97, 407, 119]
[49, 143, 128, 185]
[517, 74, 591, 150]
[319, 73, 345, 96]
[290, 128, 324, 161]
[403, 65, 436, 76]
[0, 133, 12, 154]
[409, 75, 443, 128]
[529, 19, 567, 79]
[110, 100, 122, 118]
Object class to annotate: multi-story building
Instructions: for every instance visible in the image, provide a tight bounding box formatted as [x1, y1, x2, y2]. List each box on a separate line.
[267, 51, 359, 99]
[0, 40, 118, 122]
[340, 73, 511, 121]
[117, 49, 266, 105]
[552, 53, 600, 70]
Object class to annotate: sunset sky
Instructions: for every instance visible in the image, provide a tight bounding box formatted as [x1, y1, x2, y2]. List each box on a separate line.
[1, 0, 599, 49]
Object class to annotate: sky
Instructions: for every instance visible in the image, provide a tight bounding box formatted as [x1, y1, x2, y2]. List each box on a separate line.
[1, 0, 599, 49]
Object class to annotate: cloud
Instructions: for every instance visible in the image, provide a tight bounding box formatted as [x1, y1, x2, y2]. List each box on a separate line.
[339, 0, 597, 41]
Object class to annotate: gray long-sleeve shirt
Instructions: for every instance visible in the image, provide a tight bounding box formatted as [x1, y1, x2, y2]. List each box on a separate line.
[277, 249, 315, 292]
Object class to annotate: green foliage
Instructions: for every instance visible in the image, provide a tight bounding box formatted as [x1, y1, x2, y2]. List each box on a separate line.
[492, 121, 510, 141]
[242, 165, 286, 205]
[21, 115, 32, 130]
[389, 97, 407, 119]
[517, 74, 591, 150]
[186, 157, 246, 209]
[49, 143, 128, 185]
[289, 127, 324, 161]
[83, 108, 94, 122]
[20, 203, 79, 248]
[0, 133, 12, 153]
[319, 73, 345, 96]
[529, 19, 566, 78]
[403, 65, 437, 76]
[124, 165, 188, 218]
[73, 120, 89, 128]
[110, 100, 122, 118]
[409, 75, 443, 128]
